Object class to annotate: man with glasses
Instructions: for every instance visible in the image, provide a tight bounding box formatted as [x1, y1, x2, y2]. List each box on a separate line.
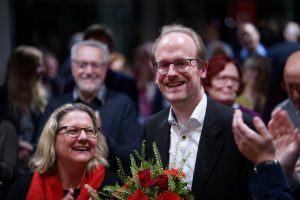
[275, 50, 300, 129]
[142, 24, 253, 199]
[37, 40, 141, 173]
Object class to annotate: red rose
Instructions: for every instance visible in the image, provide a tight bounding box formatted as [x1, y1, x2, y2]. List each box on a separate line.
[138, 169, 153, 188]
[156, 191, 180, 200]
[127, 190, 149, 200]
[153, 174, 168, 190]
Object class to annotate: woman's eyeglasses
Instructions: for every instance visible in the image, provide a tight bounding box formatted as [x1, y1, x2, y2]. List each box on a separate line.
[58, 126, 98, 138]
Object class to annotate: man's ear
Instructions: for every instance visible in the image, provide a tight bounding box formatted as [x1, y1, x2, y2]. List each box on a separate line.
[200, 61, 208, 79]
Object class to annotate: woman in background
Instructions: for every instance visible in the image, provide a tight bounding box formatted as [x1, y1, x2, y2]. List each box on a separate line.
[236, 55, 271, 115]
[0, 46, 47, 175]
[203, 55, 260, 117]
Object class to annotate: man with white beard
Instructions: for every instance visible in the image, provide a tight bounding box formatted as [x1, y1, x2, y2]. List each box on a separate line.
[36, 40, 141, 173]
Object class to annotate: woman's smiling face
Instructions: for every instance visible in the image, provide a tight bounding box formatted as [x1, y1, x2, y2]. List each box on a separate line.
[206, 62, 240, 106]
[55, 110, 97, 167]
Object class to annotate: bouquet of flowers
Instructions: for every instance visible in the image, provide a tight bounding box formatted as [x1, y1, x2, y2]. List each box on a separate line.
[94, 142, 194, 200]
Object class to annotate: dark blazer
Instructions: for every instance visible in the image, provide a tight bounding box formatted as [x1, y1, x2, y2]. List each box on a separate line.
[36, 90, 141, 172]
[105, 69, 138, 111]
[142, 97, 253, 200]
[250, 164, 297, 200]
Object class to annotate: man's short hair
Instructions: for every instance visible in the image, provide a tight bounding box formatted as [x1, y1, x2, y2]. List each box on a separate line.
[71, 40, 110, 64]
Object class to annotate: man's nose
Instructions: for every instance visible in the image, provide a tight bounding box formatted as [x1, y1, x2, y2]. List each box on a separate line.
[85, 64, 94, 73]
[166, 64, 178, 76]
[291, 88, 300, 99]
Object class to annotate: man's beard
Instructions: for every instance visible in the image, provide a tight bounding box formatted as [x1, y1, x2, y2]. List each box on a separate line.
[77, 78, 101, 94]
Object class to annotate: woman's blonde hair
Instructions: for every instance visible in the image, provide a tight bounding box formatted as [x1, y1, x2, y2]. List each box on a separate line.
[29, 103, 109, 175]
[5, 45, 47, 116]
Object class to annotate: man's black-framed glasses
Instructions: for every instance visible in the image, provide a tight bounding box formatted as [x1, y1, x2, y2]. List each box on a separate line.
[153, 58, 201, 75]
[58, 125, 98, 138]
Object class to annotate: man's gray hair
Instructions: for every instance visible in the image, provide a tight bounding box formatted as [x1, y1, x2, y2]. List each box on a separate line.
[71, 40, 110, 63]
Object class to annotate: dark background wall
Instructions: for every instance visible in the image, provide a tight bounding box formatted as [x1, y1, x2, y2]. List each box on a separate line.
[1, 0, 300, 84]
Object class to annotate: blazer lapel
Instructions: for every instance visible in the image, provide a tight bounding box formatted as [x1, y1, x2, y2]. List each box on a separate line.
[192, 98, 224, 195]
[155, 109, 171, 168]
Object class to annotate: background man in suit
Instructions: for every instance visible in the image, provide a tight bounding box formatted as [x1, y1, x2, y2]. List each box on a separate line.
[83, 24, 139, 110]
[59, 24, 139, 110]
[142, 24, 253, 199]
[236, 22, 268, 63]
[275, 50, 300, 129]
[264, 22, 300, 122]
[37, 40, 141, 172]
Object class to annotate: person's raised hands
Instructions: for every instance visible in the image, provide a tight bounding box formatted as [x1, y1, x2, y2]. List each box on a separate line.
[268, 108, 300, 184]
[232, 109, 275, 164]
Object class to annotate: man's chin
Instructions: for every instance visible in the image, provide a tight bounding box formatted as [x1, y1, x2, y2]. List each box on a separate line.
[77, 83, 99, 93]
[79, 86, 98, 94]
[166, 95, 186, 104]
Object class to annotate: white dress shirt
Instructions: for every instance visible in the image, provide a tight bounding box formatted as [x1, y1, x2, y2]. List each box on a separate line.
[168, 94, 207, 189]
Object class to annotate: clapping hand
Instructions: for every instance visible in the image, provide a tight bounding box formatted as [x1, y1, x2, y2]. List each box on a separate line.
[233, 108, 300, 186]
[61, 185, 100, 200]
[85, 184, 100, 200]
[62, 189, 74, 200]
[232, 109, 275, 164]
[268, 108, 300, 185]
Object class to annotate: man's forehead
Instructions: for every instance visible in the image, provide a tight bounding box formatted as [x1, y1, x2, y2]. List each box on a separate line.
[286, 53, 300, 72]
[155, 35, 196, 58]
[285, 63, 300, 82]
[77, 45, 101, 52]
[75, 46, 103, 58]
[159, 32, 190, 45]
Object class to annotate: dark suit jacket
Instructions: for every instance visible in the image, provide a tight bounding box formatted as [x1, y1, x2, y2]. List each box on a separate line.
[105, 68, 138, 110]
[249, 164, 297, 200]
[36, 90, 141, 172]
[142, 97, 253, 200]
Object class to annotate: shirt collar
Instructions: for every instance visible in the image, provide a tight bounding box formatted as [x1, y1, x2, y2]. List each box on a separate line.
[73, 85, 106, 105]
[168, 93, 207, 128]
[240, 43, 267, 60]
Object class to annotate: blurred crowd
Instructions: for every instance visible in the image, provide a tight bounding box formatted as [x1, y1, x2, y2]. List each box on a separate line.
[1, 20, 300, 199]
